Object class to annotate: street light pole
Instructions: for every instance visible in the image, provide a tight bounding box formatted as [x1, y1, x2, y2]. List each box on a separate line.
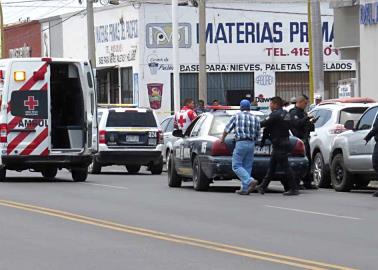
[198, 0, 207, 103]
[172, 0, 181, 112]
[87, 0, 96, 68]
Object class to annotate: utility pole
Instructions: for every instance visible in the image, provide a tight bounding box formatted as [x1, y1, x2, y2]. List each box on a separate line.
[307, 0, 314, 103]
[198, 0, 207, 103]
[308, 0, 324, 102]
[87, 0, 96, 68]
[0, 1, 4, 59]
[172, 0, 181, 112]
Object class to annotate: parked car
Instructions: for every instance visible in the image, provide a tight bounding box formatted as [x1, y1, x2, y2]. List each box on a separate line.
[309, 98, 376, 188]
[167, 110, 308, 191]
[330, 105, 378, 192]
[89, 105, 164, 175]
[161, 115, 178, 163]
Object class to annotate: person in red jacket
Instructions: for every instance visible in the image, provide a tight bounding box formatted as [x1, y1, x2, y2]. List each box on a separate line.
[174, 98, 197, 133]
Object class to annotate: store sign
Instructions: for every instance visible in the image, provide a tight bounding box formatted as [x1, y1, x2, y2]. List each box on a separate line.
[146, 23, 192, 48]
[360, 2, 378, 25]
[338, 84, 352, 98]
[9, 45, 31, 58]
[95, 19, 138, 43]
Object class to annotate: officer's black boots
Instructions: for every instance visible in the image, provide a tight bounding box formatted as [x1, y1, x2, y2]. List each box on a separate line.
[283, 189, 299, 196]
[373, 190, 378, 197]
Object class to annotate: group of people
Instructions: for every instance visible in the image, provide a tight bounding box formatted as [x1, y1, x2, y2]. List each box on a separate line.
[173, 95, 378, 197]
[221, 95, 318, 196]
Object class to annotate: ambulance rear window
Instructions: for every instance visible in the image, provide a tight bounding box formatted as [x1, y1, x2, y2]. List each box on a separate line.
[106, 111, 157, 128]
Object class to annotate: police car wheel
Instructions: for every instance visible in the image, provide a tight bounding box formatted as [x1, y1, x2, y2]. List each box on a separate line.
[42, 168, 58, 179]
[192, 156, 210, 191]
[312, 152, 331, 188]
[167, 152, 182, 187]
[88, 160, 101, 174]
[0, 167, 6, 181]
[126, 165, 141, 174]
[72, 168, 88, 182]
[331, 154, 353, 192]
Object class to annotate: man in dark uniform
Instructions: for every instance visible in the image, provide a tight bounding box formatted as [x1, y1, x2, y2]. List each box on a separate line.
[364, 115, 378, 197]
[256, 96, 299, 196]
[289, 95, 318, 189]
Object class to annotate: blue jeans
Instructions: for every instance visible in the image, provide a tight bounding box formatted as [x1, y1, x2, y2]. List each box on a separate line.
[232, 140, 255, 192]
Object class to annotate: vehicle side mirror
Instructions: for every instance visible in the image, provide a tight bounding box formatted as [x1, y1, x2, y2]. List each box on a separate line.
[344, 120, 355, 130]
[172, 129, 184, 138]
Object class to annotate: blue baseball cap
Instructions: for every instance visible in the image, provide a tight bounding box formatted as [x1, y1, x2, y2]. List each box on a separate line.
[240, 99, 251, 110]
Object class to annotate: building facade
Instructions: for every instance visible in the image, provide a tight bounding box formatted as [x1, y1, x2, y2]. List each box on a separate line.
[5, 1, 356, 118]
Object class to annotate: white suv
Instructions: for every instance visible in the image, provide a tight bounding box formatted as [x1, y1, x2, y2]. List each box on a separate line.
[309, 98, 375, 188]
[89, 105, 164, 174]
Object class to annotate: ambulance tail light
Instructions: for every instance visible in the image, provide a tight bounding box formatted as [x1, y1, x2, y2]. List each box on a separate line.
[157, 130, 164, 145]
[292, 139, 305, 157]
[211, 140, 231, 156]
[329, 124, 347, 135]
[0, 124, 7, 143]
[99, 130, 106, 144]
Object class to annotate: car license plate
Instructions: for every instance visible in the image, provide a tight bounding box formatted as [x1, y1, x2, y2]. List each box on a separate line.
[255, 145, 271, 155]
[126, 135, 139, 142]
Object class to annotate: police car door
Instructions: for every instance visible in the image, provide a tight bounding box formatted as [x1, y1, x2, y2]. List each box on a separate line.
[6, 60, 50, 156]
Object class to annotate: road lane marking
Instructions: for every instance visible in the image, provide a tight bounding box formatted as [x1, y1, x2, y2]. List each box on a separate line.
[0, 199, 357, 270]
[264, 205, 362, 220]
[80, 183, 129, 190]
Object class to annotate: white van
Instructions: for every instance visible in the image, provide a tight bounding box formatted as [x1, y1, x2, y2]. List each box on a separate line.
[0, 58, 98, 182]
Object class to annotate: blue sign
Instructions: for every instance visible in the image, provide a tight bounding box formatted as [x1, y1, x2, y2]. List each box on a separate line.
[360, 2, 378, 25]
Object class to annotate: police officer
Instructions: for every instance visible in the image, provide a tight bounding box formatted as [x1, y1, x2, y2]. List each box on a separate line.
[289, 95, 318, 189]
[256, 96, 299, 196]
[364, 114, 378, 197]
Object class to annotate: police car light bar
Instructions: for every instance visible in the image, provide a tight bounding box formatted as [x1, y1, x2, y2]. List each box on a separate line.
[206, 105, 269, 111]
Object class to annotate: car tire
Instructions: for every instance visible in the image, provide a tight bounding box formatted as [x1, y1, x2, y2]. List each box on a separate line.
[331, 154, 353, 192]
[0, 167, 6, 181]
[312, 152, 331, 188]
[42, 168, 58, 179]
[88, 160, 101, 174]
[167, 152, 182, 187]
[72, 167, 88, 182]
[151, 157, 163, 175]
[126, 165, 141, 174]
[192, 156, 210, 191]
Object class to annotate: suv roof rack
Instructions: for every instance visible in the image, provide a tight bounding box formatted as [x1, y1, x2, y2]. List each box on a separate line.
[97, 103, 138, 108]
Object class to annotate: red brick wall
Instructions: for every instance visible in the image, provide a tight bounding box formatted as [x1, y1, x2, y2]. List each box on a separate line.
[3, 21, 41, 58]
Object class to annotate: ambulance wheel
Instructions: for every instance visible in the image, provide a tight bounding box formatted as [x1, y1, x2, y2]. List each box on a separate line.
[72, 168, 88, 182]
[42, 168, 58, 179]
[0, 167, 6, 181]
[88, 160, 101, 174]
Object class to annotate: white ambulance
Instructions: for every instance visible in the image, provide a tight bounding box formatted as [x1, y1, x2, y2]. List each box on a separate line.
[0, 58, 98, 182]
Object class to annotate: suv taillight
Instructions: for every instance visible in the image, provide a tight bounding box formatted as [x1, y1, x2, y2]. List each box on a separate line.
[211, 140, 231, 156]
[329, 124, 347, 135]
[292, 139, 305, 156]
[99, 130, 106, 144]
[157, 130, 163, 144]
[0, 124, 7, 143]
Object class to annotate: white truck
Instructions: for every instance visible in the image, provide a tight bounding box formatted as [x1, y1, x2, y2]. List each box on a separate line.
[0, 58, 98, 182]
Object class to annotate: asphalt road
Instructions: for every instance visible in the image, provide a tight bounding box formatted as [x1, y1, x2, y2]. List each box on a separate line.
[0, 167, 377, 270]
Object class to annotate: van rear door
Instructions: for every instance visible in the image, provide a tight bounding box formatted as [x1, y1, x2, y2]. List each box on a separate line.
[6, 60, 50, 156]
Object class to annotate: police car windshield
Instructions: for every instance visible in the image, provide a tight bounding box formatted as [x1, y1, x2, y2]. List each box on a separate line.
[210, 114, 266, 136]
[106, 111, 157, 127]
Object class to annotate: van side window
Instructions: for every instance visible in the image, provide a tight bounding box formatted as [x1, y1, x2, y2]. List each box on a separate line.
[87, 72, 93, 88]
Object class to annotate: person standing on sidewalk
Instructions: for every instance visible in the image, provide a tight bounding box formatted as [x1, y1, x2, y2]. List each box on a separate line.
[221, 99, 261, 195]
[256, 97, 299, 196]
[364, 115, 378, 197]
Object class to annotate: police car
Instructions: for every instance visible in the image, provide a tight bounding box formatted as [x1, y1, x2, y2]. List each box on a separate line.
[167, 107, 308, 191]
[90, 105, 164, 174]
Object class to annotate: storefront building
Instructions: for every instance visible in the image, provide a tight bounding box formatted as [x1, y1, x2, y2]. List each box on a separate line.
[3, 20, 42, 58]
[16, 1, 355, 118]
